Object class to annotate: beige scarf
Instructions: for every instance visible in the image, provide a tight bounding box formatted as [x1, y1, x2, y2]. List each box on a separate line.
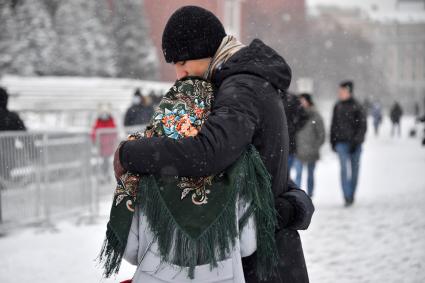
[205, 35, 245, 80]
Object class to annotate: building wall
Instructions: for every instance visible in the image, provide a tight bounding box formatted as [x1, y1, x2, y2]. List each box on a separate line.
[144, 0, 305, 81]
[240, 0, 305, 42]
[372, 22, 425, 103]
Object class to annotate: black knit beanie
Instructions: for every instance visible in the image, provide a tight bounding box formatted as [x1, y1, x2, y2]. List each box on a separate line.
[162, 6, 226, 63]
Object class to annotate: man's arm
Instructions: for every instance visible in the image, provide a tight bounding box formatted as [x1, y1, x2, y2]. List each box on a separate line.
[352, 104, 367, 145]
[119, 76, 260, 177]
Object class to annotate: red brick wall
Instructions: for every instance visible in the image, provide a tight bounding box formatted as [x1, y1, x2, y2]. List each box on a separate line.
[144, 0, 305, 81]
[144, 1, 225, 81]
[240, 0, 306, 43]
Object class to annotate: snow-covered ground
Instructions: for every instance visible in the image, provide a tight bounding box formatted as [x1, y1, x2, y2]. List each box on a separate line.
[300, 117, 425, 283]
[0, 118, 424, 283]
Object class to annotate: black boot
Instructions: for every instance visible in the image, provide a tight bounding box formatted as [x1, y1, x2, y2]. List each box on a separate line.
[344, 197, 354, 207]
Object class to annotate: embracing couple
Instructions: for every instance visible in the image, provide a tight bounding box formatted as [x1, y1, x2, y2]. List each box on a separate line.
[100, 6, 314, 283]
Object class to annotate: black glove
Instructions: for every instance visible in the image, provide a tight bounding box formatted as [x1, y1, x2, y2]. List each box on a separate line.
[275, 197, 295, 231]
[349, 143, 358, 154]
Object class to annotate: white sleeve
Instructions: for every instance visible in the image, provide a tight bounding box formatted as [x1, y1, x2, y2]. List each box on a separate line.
[238, 200, 257, 258]
[123, 209, 140, 266]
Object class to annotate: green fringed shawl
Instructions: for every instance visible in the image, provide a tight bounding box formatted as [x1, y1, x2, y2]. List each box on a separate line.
[99, 77, 279, 280]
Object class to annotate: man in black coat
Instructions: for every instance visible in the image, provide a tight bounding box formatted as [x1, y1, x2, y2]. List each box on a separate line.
[283, 92, 308, 170]
[330, 81, 367, 207]
[124, 88, 154, 127]
[389, 101, 403, 137]
[0, 87, 26, 132]
[0, 87, 26, 182]
[114, 6, 314, 283]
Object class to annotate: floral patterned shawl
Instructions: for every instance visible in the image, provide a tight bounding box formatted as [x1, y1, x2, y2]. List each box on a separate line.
[99, 77, 278, 281]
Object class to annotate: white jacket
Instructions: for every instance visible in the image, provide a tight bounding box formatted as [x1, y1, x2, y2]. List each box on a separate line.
[123, 198, 257, 283]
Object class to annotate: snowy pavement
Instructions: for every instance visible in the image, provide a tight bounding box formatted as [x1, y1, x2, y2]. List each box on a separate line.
[300, 120, 425, 283]
[0, 119, 424, 283]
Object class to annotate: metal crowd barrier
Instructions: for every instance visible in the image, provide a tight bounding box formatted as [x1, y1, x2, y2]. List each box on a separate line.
[0, 126, 148, 231]
[0, 131, 96, 229]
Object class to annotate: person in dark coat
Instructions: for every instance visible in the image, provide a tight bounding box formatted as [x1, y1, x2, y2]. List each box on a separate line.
[0, 87, 25, 132]
[390, 101, 403, 137]
[371, 101, 383, 136]
[330, 81, 367, 207]
[124, 88, 154, 127]
[113, 6, 313, 283]
[294, 93, 325, 197]
[283, 92, 308, 172]
[418, 115, 425, 146]
[0, 87, 26, 182]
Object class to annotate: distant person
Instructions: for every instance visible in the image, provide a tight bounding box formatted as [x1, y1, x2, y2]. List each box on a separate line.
[148, 90, 161, 107]
[418, 115, 425, 146]
[363, 97, 371, 116]
[371, 101, 383, 136]
[0, 87, 26, 182]
[283, 92, 308, 171]
[330, 81, 367, 207]
[390, 101, 403, 137]
[91, 104, 117, 182]
[293, 93, 325, 197]
[124, 88, 154, 127]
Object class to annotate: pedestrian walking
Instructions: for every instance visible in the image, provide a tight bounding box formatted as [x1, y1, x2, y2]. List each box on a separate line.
[293, 93, 325, 198]
[371, 101, 383, 136]
[418, 114, 425, 146]
[284, 92, 308, 171]
[112, 6, 313, 283]
[91, 104, 117, 182]
[390, 102, 403, 137]
[124, 88, 154, 128]
[0, 87, 26, 182]
[0, 87, 25, 132]
[330, 81, 367, 207]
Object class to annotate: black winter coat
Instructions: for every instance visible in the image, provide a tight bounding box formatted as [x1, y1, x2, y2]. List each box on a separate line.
[330, 97, 367, 148]
[390, 103, 403, 123]
[0, 108, 26, 131]
[124, 104, 154, 126]
[120, 39, 313, 283]
[283, 93, 308, 155]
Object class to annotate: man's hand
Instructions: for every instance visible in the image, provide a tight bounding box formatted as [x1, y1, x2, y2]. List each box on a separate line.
[114, 142, 126, 180]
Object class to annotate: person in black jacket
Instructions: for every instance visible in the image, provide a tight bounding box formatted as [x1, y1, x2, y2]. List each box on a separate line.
[124, 88, 154, 128]
[0, 87, 26, 182]
[390, 101, 403, 137]
[0, 87, 25, 132]
[283, 92, 308, 171]
[114, 6, 314, 283]
[330, 81, 367, 207]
